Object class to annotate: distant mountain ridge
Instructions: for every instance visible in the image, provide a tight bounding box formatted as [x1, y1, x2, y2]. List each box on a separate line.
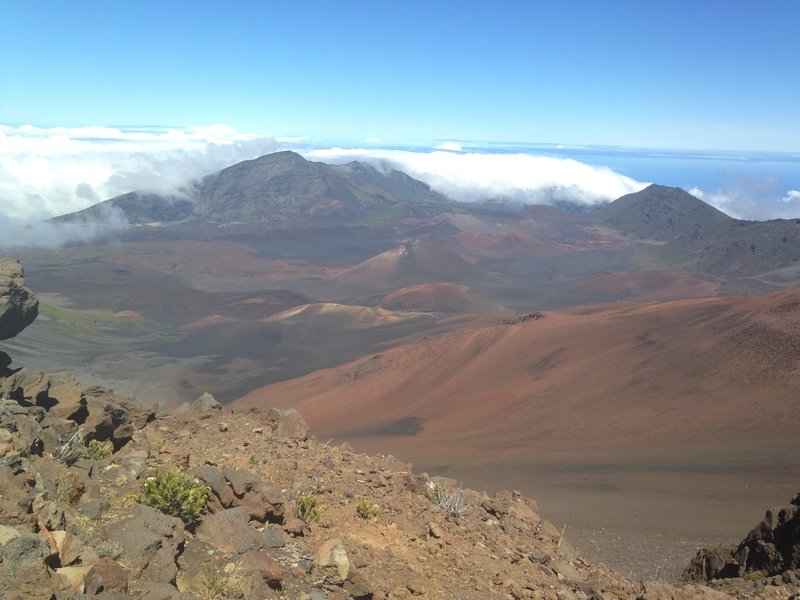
[597, 184, 734, 242]
[55, 160, 800, 283]
[56, 151, 448, 226]
[598, 184, 800, 277]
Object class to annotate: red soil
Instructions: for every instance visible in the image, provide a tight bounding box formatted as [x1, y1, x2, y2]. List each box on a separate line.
[453, 231, 560, 257]
[113, 310, 143, 319]
[380, 282, 507, 315]
[335, 242, 493, 289]
[181, 314, 231, 331]
[567, 270, 718, 302]
[237, 288, 800, 455]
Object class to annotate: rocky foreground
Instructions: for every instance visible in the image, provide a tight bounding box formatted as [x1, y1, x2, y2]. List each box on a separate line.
[0, 257, 799, 599]
[1, 368, 799, 599]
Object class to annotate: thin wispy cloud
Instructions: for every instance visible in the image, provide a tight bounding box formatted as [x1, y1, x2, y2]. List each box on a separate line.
[0, 206, 129, 251]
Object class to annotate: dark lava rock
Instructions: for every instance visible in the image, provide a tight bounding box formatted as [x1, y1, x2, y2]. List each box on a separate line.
[685, 491, 800, 581]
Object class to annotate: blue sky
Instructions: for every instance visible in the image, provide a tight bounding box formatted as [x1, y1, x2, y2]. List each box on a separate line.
[2, 0, 798, 151]
[1, 1, 799, 227]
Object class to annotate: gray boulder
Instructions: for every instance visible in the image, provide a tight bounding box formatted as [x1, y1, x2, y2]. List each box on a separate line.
[0, 533, 69, 600]
[107, 504, 185, 584]
[193, 465, 235, 510]
[197, 506, 262, 554]
[266, 407, 309, 440]
[312, 539, 350, 585]
[173, 392, 222, 419]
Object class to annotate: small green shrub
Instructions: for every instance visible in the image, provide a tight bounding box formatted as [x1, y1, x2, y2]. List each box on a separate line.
[197, 576, 228, 600]
[136, 470, 209, 525]
[296, 492, 325, 524]
[87, 439, 112, 460]
[427, 482, 447, 505]
[355, 499, 380, 520]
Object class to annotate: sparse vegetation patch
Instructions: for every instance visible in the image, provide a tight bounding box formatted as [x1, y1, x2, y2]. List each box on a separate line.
[136, 470, 209, 525]
[296, 491, 325, 523]
[355, 499, 380, 520]
[87, 438, 112, 460]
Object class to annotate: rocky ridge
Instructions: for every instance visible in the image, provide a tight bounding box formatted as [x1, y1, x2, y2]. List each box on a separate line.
[0, 258, 38, 341]
[686, 493, 800, 585]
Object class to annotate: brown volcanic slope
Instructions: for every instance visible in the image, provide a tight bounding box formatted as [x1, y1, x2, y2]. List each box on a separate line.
[334, 240, 498, 292]
[261, 302, 432, 330]
[237, 287, 800, 454]
[380, 282, 508, 315]
[451, 230, 562, 258]
[567, 269, 718, 303]
[166, 302, 439, 404]
[236, 287, 800, 577]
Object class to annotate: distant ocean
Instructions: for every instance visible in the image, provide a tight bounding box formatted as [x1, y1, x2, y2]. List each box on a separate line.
[574, 151, 800, 196]
[459, 142, 800, 195]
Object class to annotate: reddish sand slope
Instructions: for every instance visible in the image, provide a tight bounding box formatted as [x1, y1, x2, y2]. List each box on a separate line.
[181, 314, 233, 331]
[236, 287, 800, 457]
[567, 270, 717, 303]
[452, 231, 561, 257]
[380, 282, 507, 315]
[262, 302, 431, 329]
[335, 241, 496, 290]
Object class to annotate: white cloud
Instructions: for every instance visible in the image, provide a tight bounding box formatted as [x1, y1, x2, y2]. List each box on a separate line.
[687, 187, 704, 199]
[781, 190, 800, 203]
[687, 185, 800, 221]
[306, 147, 647, 205]
[0, 123, 652, 237]
[0, 205, 130, 252]
[0, 124, 279, 222]
[9, 122, 797, 251]
[435, 141, 463, 152]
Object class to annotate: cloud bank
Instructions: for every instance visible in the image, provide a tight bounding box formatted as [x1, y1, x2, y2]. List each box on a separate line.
[0, 206, 130, 251]
[0, 124, 279, 222]
[2, 123, 799, 251]
[307, 147, 800, 221]
[0, 124, 280, 249]
[306, 147, 647, 206]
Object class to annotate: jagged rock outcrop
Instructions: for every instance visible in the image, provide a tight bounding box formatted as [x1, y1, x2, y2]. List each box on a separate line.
[0, 258, 38, 342]
[685, 493, 800, 584]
